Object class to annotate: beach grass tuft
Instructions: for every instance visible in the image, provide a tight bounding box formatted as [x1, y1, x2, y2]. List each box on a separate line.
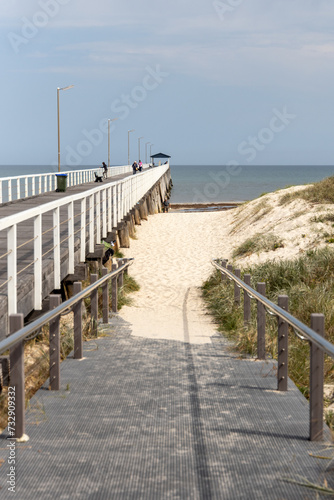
[232, 233, 284, 257]
[117, 273, 140, 309]
[311, 212, 334, 223]
[230, 199, 273, 234]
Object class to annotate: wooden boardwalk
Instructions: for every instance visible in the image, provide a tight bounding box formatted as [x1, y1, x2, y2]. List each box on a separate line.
[0, 170, 135, 338]
[0, 322, 333, 499]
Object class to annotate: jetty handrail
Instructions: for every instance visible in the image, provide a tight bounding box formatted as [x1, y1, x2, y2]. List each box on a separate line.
[0, 164, 150, 204]
[212, 258, 334, 359]
[0, 164, 169, 326]
[0, 164, 163, 230]
[3, 258, 133, 440]
[0, 260, 132, 355]
[0, 167, 152, 230]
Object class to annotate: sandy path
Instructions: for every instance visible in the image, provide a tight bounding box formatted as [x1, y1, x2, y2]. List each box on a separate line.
[118, 183, 332, 345]
[120, 212, 233, 344]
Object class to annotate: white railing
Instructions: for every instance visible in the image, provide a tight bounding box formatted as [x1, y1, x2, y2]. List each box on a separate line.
[0, 164, 169, 327]
[0, 164, 149, 204]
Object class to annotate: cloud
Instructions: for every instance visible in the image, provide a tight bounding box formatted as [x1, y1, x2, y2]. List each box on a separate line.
[4, 0, 334, 90]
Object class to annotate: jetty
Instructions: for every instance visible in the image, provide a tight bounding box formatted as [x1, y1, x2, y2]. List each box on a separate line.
[0, 164, 171, 338]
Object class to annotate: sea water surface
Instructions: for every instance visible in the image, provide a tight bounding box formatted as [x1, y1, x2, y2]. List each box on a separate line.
[169, 165, 334, 203]
[0, 164, 333, 204]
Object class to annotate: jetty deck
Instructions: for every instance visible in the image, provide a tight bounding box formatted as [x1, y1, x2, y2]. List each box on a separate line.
[0, 322, 332, 499]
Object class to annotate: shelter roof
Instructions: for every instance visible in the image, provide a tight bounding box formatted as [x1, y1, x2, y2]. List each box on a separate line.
[150, 153, 171, 159]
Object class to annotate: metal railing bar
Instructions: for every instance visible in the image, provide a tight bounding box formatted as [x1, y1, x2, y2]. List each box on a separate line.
[212, 258, 334, 359]
[0, 259, 134, 354]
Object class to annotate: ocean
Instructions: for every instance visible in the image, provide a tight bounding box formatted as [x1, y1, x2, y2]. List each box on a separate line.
[0, 164, 333, 204]
[169, 165, 334, 204]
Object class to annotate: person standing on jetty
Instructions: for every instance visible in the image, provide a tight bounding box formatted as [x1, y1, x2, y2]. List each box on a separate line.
[132, 161, 138, 174]
[138, 160, 143, 171]
[102, 162, 108, 179]
[163, 198, 170, 213]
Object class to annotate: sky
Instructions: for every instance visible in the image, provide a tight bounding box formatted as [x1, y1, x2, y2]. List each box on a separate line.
[1, 0, 334, 167]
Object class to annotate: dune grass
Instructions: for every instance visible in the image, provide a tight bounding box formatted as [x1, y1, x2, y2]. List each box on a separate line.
[232, 233, 284, 258]
[311, 212, 334, 224]
[117, 273, 140, 309]
[279, 176, 334, 206]
[202, 248, 334, 398]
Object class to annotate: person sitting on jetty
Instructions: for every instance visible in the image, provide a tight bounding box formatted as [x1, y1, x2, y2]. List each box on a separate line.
[102, 240, 115, 267]
[163, 198, 170, 213]
[132, 161, 138, 174]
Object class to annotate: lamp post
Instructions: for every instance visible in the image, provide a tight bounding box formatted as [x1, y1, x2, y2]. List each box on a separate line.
[57, 85, 74, 172]
[108, 118, 118, 168]
[150, 144, 154, 164]
[128, 129, 135, 165]
[145, 142, 150, 164]
[138, 136, 144, 162]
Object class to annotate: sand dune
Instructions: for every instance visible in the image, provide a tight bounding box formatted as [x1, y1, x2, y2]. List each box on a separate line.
[119, 184, 332, 344]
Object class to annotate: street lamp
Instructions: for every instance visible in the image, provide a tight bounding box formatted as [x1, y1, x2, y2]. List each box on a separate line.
[150, 144, 154, 164]
[145, 142, 150, 164]
[108, 118, 118, 168]
[128, 129, 135, 165]
[138, 137, 144, 162]
[57, 85, 74, 172]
